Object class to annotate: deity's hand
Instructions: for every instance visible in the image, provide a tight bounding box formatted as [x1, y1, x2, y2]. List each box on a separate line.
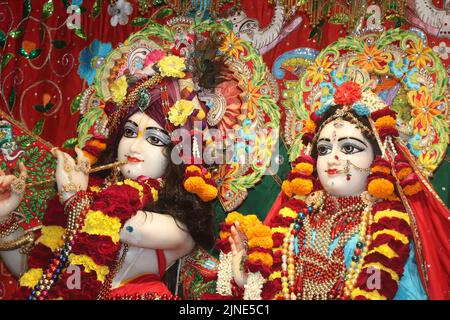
[0, 163, 27, 220]
[53, 146, 89, 203]
[229, 221, 248, 288]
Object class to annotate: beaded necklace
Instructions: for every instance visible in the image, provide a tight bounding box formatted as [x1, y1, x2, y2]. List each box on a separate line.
[280, 192, 375, 300]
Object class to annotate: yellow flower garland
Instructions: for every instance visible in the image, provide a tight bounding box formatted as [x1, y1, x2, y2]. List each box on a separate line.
[37, 226, 66, 251]
[19, 268, 43, 289]
[68, 254, 110, 283]
[81, 210, 122, 243]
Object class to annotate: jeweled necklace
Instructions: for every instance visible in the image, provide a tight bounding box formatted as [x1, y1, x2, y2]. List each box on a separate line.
[281, 192, 374, 300]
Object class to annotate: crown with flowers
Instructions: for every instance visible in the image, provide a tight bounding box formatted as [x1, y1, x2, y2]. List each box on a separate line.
[75, 19, 280, 208]
[281, 28, 449, 201]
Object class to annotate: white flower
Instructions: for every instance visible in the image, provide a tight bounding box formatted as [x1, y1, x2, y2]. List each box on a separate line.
[216, 251, 233, 296]
[108, 0, 133, 27]
[432, 41, 450, 60]
[243, 272, 266, 300]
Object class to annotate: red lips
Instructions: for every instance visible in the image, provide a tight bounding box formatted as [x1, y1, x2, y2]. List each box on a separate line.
[326, 169, 339, 175]
[127, 156, 143, 163]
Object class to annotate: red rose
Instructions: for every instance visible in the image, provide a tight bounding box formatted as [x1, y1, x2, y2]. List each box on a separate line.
[215, 238, 231, 253]
[28, 243, 53, 269]
[42, 197, 66, 227]
[72, 233, 120, 266]
[334, 81, 362, 105]
[261, 279, 282, 300]
[50, 267, 102, 300]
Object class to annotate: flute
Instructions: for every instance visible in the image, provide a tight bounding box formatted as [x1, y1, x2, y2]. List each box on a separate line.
[25, 160, 128, 188]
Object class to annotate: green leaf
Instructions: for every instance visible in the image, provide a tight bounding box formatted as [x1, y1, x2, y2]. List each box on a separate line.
[74, 28, 87, 40]
[52, 40, 67, 49]
[34, 103, 54, 113]
[131, 17, 150, 26]
[19, 48, 29, 58]
[10, 28, 24, 39]
[23, 0, 31, 19]
[0, 30, 6, 47]
[41, 0, 54, 21]
[62, 137, 78, 149]
[29, 48, 42, 59]
[70, 93, 82, 114]
[8, 87, 15, 110]
[32, 119, 45, 135]
[155, 8, 174, 20]
[1, 53, 14, 70]
[92, 0, 101, 19]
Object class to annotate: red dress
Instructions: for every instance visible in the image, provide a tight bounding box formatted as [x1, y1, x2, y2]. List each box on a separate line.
[109, 249, 175, 299]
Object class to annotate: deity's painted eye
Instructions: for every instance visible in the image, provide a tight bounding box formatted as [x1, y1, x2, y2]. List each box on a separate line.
[123, 127, 137, 138]
[146, 135, 165, 147]
[340, 143, 364, 155]
[317, 144, 332, 156]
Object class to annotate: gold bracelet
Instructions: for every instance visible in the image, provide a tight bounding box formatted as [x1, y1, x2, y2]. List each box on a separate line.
[0, 231, 34, 253]
[74, 159, 91, 174]
[61, 182, 82, 194]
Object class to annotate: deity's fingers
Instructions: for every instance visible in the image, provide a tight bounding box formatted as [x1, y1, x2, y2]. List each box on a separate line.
[0, 167, 5, 176]
[18, 162, 27, 179]
[74, 146, 88, 164]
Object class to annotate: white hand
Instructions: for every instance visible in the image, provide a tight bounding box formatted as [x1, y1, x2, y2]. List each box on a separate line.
[0, 163, 27, 220]
[229, 221, 248, 288]
[53, 146, 89, 203]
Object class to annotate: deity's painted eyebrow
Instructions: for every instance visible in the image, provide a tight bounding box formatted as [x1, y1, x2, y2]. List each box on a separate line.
[125, 120, 139, 127]
[317, 138, 331, 143]
[338, 137, 368, 147]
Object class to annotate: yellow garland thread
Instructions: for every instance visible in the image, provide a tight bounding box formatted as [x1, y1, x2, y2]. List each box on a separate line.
[36, 225, 66, 251]
[362, 262, 400, 282]
[81, 210, 122, 243]
[374, 210, 410, 225]
[372, 229, 409, 245]
[278, 207, 297, 219]
[367, 243, 399, 259]
[68, 254, 110, 283]
[350, 288, 387, 300]
[19, 268, 43, 289]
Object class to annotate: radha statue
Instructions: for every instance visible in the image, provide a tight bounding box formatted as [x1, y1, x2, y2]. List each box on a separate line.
[214, 28, 449, 300]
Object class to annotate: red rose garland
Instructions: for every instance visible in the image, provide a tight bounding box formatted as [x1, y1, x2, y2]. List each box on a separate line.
[17, 177, 160, 300]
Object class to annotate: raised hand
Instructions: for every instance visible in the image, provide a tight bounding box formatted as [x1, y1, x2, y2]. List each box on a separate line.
[0, 163, 27, 220]
[229, 221, 248, 288]
[53, 146, 90, 203]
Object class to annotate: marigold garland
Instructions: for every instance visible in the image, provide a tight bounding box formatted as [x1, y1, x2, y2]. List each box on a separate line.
[216, 212, 274, 299]
[183, 165, 218, 202]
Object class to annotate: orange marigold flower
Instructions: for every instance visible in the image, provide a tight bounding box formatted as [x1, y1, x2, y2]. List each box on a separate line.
[225, 211, 246, 226]
[371, 165, 391, 175]
[282, 180, 293, 197]
[220, 231, 231, 240]
[368, 178, 395, 199]
[198, 184, 218, 202]
[290, 178, 313, 196]
[403, 182, 422, 196]
[248, 252, 273, 267]
[397, 167, 413, 181]
[246, 225, 272, 239]
[248, 237, 273, 250]
[375, 115, 396, 129]
[293, 162, 314, 175]
[301, 119, 317, 134]
[183, 176, 204, 193]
